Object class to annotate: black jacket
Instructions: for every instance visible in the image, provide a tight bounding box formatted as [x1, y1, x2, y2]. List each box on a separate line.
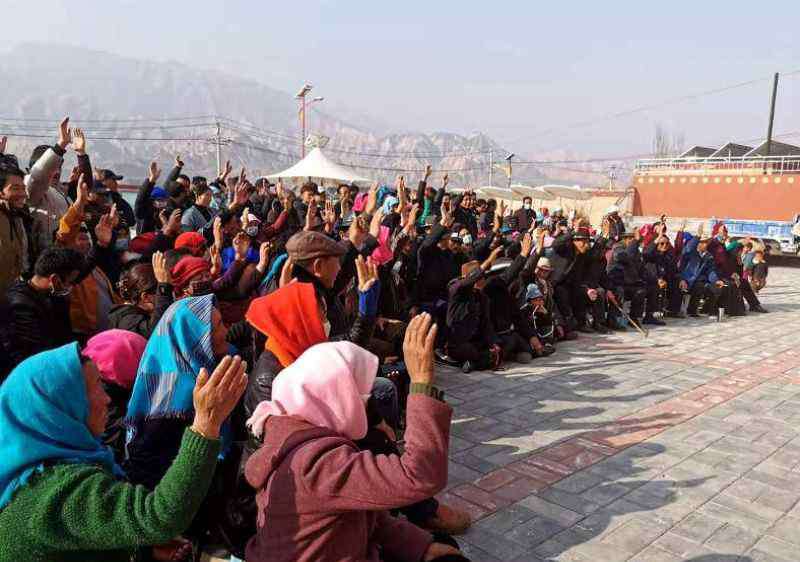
[0, 280, 73, 379]
[483, 255, 534, 339]
[107, 284, 174, 338]
[446, 267, 498, 346]
[607, 240, 647, 287]
[643, 242, 679, 283]
[417, 223, 460, 304]
[134, 177, 158, 234]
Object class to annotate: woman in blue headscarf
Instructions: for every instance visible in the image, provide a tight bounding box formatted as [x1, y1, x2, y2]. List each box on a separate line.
[0, 342, 246, 562]
[124, 294, 232, 489]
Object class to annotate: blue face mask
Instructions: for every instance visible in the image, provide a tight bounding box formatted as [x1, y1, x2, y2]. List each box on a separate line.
[114, 238, 130, 252]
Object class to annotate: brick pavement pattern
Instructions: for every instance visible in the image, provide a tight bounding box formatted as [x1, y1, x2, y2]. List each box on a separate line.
[435, 266, 800, 562]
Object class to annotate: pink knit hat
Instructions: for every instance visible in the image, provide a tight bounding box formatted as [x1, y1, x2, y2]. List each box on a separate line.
[82, 329, 147, 389]
[246, 341, 378, 440]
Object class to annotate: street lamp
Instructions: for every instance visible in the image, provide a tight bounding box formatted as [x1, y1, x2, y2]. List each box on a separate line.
[296, 83, 314, 157]
[505, 153, 515, 190]
[306, 96, 325, 140]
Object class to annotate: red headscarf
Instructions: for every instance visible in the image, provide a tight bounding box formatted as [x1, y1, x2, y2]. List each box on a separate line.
[246, 282, 326, 368]
[171, 256, 210, 293]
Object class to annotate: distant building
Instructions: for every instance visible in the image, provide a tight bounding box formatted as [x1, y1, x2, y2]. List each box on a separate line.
[632, 140, 800, 221]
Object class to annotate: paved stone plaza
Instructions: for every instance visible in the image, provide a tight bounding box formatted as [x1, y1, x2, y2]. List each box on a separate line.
[434, 265, 800, 562]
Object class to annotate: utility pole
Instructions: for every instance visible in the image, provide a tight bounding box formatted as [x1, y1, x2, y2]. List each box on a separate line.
[766, 72, 780, 157]
[215, 120, 222, 176]
[489, 148, 494, 186]
[296, 83, 314, 158]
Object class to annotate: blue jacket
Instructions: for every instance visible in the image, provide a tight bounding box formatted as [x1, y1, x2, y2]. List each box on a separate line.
[679, 235, 719, 286]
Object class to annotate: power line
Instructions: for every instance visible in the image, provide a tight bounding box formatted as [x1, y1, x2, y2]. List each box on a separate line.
[510, 68, 800, 145]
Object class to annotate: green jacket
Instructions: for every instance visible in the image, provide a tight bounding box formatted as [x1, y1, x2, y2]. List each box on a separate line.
[0, 429, 220, 562]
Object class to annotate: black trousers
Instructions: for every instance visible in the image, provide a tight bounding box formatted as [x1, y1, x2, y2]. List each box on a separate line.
[688, 282, 723, 314]
[497, 331, 531, 358]
[740, 278, 761, 309]
[554, 284, 607, 328]
[447, 341, 492, 369]
[609, 284, 647, 320]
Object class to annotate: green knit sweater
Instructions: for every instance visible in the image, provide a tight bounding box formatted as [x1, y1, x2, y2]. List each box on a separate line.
[0, 428, 220, 562]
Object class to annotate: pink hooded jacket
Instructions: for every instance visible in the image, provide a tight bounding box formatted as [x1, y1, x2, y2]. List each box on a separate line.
[244, 342, 452, 562]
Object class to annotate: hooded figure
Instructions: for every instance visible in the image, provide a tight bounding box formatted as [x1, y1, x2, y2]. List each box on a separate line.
[0, 343, 222, 562]
[244, 341, 453, 562]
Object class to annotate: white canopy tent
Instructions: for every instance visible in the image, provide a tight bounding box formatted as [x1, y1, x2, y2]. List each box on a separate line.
[266, 147, 373, 185]
[511, 184, 556, 201]
[539, 184, 592, 201]
[476, 186, 517, 200]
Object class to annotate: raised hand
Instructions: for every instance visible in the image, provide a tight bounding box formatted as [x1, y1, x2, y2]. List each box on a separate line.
[402, 312, 437, 385]
[75, 174, 89, 209]
[233, 232, 250, 261]
[279, 256, 295, 287]
[175, 154, 184, 168]
[536, 227, 547, 250]
[440, 201, 454, 228]
[0, 136, 6, 154]
[152, 251, 172, 284]
[68, 166, 81, 184]
[162, 209, 182, 236]
[365, 182, 379, 215]
[220, 160, 232, 180]
[212, 216, 223, 248]
[369, 207, 384, 238]
[323, 200, 336, 226]
[241, 207, 251, 230]
[192, 355, 248, 439]
[356, 255, 379, 293]
[57, 117, 72, 149]
[94, 211, 114, 248]
[256, 241, 271, 273]
[73, 128, 87, 154]
[148, 161, 161, 184]
[424, 165, 432, 180]
[520, 232, 533, 257]
[442, 173, 449, 188]
[348, 215, 368, 247]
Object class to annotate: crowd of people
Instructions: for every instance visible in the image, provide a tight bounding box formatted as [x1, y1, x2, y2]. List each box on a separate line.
[0, 117, 772, 561]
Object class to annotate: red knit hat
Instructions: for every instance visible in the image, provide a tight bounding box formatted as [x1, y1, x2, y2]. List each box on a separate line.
[171, 256, 211, 292]
[175, 231, 207, 256]
[129, 232, 157, 254]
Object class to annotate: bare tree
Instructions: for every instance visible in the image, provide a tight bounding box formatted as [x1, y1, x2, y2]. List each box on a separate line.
[652, 124, 686, 157]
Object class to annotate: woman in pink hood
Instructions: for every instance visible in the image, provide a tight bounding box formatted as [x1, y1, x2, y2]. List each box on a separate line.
[244, 314, 467, 562]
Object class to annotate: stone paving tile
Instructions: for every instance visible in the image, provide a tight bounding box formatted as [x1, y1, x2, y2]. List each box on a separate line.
[441, 267, 800, 560]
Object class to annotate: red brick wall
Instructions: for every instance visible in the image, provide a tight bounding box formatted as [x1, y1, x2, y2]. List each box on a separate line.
[632, 174, 800, 221]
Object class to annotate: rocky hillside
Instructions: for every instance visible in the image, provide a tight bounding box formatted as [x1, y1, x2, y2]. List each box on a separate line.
[0, 43, 548, 186]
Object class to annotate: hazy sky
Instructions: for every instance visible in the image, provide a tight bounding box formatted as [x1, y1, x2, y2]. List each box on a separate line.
[2, 0, 799, 157]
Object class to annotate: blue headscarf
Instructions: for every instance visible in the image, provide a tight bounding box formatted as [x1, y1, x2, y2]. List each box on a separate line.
[126, 295, 217, 425]
[0, 343, 123, 509]
[382, 195, 400, 216]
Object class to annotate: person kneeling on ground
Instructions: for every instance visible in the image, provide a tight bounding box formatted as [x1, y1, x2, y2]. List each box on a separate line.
[446, 246, 505, 373]
[245, 314, 468, 562]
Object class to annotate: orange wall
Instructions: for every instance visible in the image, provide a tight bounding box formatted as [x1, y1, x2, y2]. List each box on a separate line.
[633, 174, 800, 221]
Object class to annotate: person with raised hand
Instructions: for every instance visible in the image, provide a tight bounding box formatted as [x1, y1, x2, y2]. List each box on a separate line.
[25, 116, 74, 257]
[0, 343, 247, 562]
[245, 313, 467, 562]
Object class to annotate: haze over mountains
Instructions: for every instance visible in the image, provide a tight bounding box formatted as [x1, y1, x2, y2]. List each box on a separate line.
[0, 43, 612, 187]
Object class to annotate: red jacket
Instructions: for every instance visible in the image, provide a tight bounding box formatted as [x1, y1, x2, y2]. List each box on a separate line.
[245, 394, 452, 562]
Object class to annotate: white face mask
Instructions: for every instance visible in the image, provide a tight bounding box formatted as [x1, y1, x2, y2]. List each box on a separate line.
[323, 319, 331, 338]
[462, 234, 473, 245]
[524, 203, 532, 210]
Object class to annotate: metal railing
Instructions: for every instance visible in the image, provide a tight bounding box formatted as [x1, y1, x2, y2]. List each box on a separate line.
[634, 155, 800, 176]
